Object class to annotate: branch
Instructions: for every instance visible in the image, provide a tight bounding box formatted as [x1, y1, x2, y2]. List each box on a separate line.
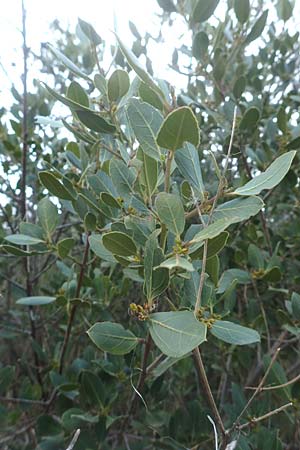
[237, 402, 293, 431]
[230, 347, 281, 432]
[58, 233, 90, 374]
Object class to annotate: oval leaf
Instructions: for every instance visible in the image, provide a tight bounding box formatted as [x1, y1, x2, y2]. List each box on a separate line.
[149, 311, 207, 357]
[5, 234, 45, 246]
[102, 231, 137, 257]
[87, 322, 138, 355]
[108, 69, 130, 102]
[39, 171, 74, 200]
[126, 98, 163, 161]
[192, 0, 220, 22]
[211, 320, 260, 345]
[175, 143, 205, 200]
[157, 107, 200, 151]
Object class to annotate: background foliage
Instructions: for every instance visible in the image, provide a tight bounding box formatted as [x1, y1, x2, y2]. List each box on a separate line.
[1, 0, 300, 449]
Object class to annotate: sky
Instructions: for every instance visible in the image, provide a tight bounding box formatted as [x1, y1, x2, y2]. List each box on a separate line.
[0, 0, 299, 106]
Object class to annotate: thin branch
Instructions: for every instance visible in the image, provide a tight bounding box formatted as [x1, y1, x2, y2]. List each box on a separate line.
[58, 233, 90, 374]
[237, 402, 293, 431]
[246, 372, 300, 392]
[223, 106, 237, 175]
[231, 347, 281, 432]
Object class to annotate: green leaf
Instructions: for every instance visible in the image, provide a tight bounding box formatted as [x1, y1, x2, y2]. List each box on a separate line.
[89, 234, 117, 263]
[67, 81, 89, 108]
[277, 0, 294, 21]
[190, 231, 229, 260]
[102, 231, 137, 257]
[39, 171, 75, 200]
[248, 244, 264, 269]
[155, 192, 185, 236]
[233, 76, 246, 99]
[175, 143, 205, 200]
[234, 151, 296, 196]
[234, 0, 250, 23]
[37, 198, 58, 238]
[115, 34, 164, 100]
[190, 218, 234, 250]
[157, 0, 177, 12]
[94, 73, 107, 96]
[57, 238, 75, 259]
[245, 11, 268, 45]
[5, 234, 45, 246]
[87, 322, 138, 355]
[206, 254, 219, 285]
[217, 269, 251, 294]
[46, 44, 91, 80]
[159, 255, 195, 272]
[144, 232, 169, 301]
[149, 311, 207, 357]
[76, 110, 116, 134]
[239, 107, 260, 131]
[42, 83, 91, 112]
[213, 196, 264, 223]
[156, 107, 200, 151]
[17, 296, 56, 306]
[110, 159, 136, 197]
[107, 69, 130, 102]
[139, 82, 164, 111]
[80, 370, 105, 407]
[78, 18, 102, 45]
[137, 148, 158, 198]
[211, 320, 260, 345]
[126, 98, 163, 161]
[192, 0, 220, 22]
[291, 292, 300, 320]
[192, 31, 209, 60]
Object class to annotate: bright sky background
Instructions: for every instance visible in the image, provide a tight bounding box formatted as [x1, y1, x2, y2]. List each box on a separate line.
[0, 0, 299, 105]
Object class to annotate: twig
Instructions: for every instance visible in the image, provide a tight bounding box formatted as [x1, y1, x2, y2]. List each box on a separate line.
[164, 150, 173, 193]
[237, 402, 293, 431]
[66, 429, 81, 450]
[246, 372, 300, 392]
[58, 233, 90, 374]
[230, 347, 281, 432]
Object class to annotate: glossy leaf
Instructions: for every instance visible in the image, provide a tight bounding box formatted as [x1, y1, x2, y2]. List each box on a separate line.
[190, 231, 229, 260]
[137, 148, 158, 198]
[217, 269, 251, 294]
[102, 231, 137, 257]
[211, 320, 260, 345]
[149, 311, 207, 357]
[87, 322, 138, 355]
[110, 159, 136, 197]
[234, 151, 296, 196]
[192, 31, 209, 60]
[155, 192, 185, 236]
[190, 218, 234, 249]
[156, 107, 200, 151]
